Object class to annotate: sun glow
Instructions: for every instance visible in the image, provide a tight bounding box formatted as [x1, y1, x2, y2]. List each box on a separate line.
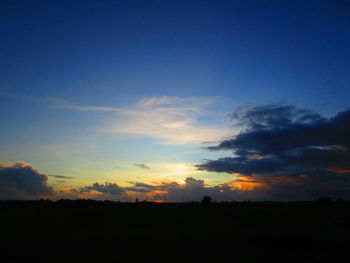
[177, 179, 186, 184]
[174, 164, 189, 176]
[155, 163, 203, 181]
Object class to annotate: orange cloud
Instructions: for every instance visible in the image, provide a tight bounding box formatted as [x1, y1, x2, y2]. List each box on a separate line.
[231, 176, 266, 191]
[328, 168, 350, 174]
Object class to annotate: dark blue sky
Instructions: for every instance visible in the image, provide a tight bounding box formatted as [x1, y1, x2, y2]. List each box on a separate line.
[1, 0, 349, 107]
[1, 0, 350, 195]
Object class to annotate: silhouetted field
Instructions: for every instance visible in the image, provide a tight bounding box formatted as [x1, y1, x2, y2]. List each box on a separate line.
[1, 200, 349, 262]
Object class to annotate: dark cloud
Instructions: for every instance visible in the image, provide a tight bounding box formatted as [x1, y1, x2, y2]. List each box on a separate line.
[198, 156, 286, 175]
[125, 182, 158, 192]
[153, 177, 246, 201]
[0, 162, 54, 199]
[49, 175, 74, 179]
[133, 163, 151, 170]
[79, 182, 125, 195]
[197, 104, 350, 200]
[208, 105, 350, 155]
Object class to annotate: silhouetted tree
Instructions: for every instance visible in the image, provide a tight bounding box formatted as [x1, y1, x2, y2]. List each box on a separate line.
[335, 198, 344, 204]
[318, 197, 332, 204]
[201, 195, 212, 206]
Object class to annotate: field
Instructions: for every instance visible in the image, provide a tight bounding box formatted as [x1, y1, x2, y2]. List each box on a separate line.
[1, 200, 349, 262]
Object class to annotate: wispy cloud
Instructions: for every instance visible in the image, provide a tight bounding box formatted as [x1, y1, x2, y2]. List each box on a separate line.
[110, 96, 231, 145]
[0, 91, 232, 145]
[49, 175, 74, 179]
[47, 95, 231, 145]
[133, 163, 151, 170]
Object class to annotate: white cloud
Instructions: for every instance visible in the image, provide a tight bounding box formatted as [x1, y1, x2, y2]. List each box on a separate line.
[54, 96, 231, 145]
[108, 96, 231, 145]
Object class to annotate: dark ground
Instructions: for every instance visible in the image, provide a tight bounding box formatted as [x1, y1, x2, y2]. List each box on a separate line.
[0, 200, 349, 262]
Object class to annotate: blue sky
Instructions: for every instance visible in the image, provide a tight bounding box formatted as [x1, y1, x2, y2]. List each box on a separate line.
[1, 0, 350, 200]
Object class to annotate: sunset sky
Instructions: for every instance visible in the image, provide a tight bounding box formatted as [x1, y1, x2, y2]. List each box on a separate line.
[1, 0, 350, 201]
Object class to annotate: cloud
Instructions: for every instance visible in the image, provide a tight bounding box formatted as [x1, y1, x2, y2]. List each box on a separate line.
[0, 161, 54, 199]
[49, 96, 231, 145]
[79, 182, 125, 195]
[0, 93, 232, 145]
[76, 177, 241, 201]
[133, 163, 151, 170]
[125, 182, 158, 193]
[109, 96, 231, 145]
[49, 175, 74, 179]
[197, 104, 350, 200]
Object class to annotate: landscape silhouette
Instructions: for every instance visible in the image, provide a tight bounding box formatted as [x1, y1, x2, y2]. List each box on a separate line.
[1, 198, 350, 262]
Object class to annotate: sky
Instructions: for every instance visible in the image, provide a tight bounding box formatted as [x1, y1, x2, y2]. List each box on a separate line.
[1, 0, 350, 201]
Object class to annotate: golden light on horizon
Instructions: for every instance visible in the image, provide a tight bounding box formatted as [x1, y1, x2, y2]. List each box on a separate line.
[177, 179, 186, 184]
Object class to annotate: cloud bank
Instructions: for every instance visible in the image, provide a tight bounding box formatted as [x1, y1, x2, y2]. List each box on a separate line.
[197, 104, 350, 200]
[75, 177, 242, 202]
